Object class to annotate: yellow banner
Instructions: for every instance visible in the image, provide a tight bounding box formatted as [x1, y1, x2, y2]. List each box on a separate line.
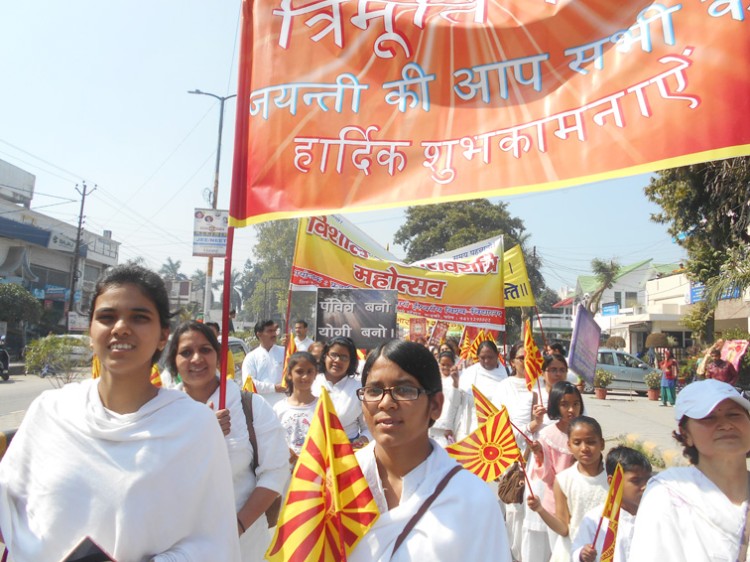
[291, 215, 505, 328]
[504, 245, 536, 307]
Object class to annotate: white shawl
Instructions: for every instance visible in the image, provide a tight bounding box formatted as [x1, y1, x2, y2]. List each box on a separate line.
[0, 379, 241, 562]
[629, 466, 749, 562]
[350, 441, 512, 562]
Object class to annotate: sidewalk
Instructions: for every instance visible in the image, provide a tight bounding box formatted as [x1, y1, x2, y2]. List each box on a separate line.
[584, 391, 687, 468]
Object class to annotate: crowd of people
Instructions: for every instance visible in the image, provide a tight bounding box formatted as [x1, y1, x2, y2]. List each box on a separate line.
[1, 263, 749, 561]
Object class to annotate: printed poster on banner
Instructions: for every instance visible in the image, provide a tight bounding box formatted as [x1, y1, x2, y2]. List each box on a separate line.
[316, 288, 398, 349]
[409, 317, 427, 342]
[568, 304, 602, 385]
[192, 208, 229, 257]
[721, 340, 749, 373]
[230, 0, 750, 226]
[428, 321, 450, 347]
[292, 215, 505, 329]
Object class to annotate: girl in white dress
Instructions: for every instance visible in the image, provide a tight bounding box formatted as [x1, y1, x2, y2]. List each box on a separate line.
[528, 416, 608, 562]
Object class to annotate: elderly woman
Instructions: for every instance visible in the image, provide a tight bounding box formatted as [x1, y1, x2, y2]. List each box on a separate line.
[629, 379, 750, 561]
[167, 321, 290, 562]
[350, 340, 512, 561]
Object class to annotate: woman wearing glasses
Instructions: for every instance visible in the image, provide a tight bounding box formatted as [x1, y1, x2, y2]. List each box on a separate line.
[312, 336, 371, 448]
[350, 340, 511, 562]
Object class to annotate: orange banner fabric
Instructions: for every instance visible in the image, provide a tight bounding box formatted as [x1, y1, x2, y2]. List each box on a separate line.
[230, 0, 750, 225]
[291, 215, 505, 328]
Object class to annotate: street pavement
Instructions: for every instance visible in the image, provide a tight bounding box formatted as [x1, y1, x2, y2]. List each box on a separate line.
[584, 389, 688, 468]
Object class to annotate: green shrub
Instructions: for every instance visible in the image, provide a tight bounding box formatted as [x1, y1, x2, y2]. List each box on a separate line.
[594, 368, 614, 388]
[644, 371, 662, 389]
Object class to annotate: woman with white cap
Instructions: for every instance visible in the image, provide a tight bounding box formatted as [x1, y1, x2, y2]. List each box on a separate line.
[629, 379, 750, 561]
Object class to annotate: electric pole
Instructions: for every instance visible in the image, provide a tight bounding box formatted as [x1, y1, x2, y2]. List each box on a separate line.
[68, 182, 96, 316]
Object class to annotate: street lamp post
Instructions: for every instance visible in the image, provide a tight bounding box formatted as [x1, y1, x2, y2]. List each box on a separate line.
[188, 89, 237, 320]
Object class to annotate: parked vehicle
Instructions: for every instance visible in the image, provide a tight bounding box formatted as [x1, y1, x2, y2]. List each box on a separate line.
[594, 348, 662, 395]
[0, 336, 10, 381]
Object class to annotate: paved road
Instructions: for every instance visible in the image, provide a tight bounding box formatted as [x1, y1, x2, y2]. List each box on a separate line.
[0, 371, 54, 432]
[584, 389, 688, 468]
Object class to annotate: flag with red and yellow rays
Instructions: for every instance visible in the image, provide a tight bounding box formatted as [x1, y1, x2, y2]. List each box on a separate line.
[523, 319, 544, 392]
[280, 331, 298, 390]
[471, 385, 499, 427]
[266, 387, 379, 561]
[445, 406, 521, 482]
[597, 463, 625, 562]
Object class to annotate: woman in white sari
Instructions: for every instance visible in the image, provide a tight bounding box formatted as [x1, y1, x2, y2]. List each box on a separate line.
[167, 321, 289, 562]
[0, 265, 240, 562]
[350, 340, 511, 562]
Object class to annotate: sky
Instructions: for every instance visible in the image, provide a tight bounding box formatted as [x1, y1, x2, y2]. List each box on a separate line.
[1, 1, 686, 294]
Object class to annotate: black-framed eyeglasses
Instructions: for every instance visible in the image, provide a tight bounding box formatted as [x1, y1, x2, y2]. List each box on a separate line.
[356, 385, 431, 402]
[327, 352, 350, 362]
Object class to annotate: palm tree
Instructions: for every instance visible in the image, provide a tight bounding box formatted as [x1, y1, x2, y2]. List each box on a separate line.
[586, 259, 620, 314]
[705, 245, 750, 303]
[159, 258, 185, 280]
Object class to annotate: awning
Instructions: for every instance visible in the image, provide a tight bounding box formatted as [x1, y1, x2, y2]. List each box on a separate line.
[552, 296, 574, 308]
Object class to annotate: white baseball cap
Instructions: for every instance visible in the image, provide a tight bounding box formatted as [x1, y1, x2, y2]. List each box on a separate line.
[674, 379, 750, 421]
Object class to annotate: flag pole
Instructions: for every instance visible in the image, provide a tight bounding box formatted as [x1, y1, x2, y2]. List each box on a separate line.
[519, 460, 535, 500]
[218, 227, 235, 410]
[534, 305, 548, 348]
[507, 420, 534, 445]
[536, 377, 545, 410]
[591, 514, 607, 547]
[225, 0, 256, 407]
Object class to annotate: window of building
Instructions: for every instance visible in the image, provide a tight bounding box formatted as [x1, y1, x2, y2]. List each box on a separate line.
[625, 291, 638, 307]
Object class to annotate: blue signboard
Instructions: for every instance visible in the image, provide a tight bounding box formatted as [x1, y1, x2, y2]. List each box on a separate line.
[601, 302, 620, 316]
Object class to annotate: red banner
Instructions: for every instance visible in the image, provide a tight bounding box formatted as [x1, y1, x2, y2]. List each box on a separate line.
[230, 0, 750, 226]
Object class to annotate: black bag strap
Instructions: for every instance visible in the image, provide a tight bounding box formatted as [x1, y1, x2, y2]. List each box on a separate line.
[240, 391, 258, 472]
[391, 465, 463, 558]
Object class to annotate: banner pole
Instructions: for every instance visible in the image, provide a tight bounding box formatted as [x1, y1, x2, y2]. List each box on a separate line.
[219, 226, 235, 410]
[534, 305, 548, 348]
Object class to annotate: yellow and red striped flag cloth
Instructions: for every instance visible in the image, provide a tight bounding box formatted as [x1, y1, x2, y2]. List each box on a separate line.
[92, 355, 161, 387]
[445, 406, 521, 482]
[281, 331, 297, 389]
[598, 463, 625, 562]
[523, 319, 544, 392]
[471, 385, 499, 427]
[266, 387, 379, 561]
[242, 375, 257, 393]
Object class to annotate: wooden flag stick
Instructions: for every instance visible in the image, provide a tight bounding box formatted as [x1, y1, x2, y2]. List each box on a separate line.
[592, 512, 606, 547]
[507, 420, 534, 445]
[536, 377, 545, 410]
[519, 459, 535, 500]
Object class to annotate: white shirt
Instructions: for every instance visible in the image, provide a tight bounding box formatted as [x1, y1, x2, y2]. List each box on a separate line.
[312, 374, 371, 441]
[350, 441, 512, 562]
[457, 362, 508, 438]
[629, 466, 750, 562]
[572, 503, 636, 562]
[274, 398, 318, 455]
[0, 379, 241, 562]
[294, 336, 314, 351]
[241, 344, 285, 406]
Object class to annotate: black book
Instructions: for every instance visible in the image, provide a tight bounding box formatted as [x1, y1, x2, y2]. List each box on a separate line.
[60, 537, 116, 562]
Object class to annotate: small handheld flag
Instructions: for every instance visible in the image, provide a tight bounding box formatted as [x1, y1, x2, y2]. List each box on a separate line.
[594, 463, 625, 562]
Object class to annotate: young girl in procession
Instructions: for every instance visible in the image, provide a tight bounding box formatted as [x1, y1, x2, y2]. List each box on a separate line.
[312, 336, 371, 448]
[522, 381, 584, 562]
[572, 446, 652, 562]
[528, 416, 609, 562]
[350, 340, 512, 561]
[0, 265, 242, 561]
[428, 351, 462, 446]
[167, 321, 290, 562]
[273, 352, 319, 466]
[629, 379, 750, 561]
[495, 342, 547, 560]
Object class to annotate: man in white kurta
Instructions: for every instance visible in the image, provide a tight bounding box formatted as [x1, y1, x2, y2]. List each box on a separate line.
[293, 319, 314, 351]
[0, 378, 240, 562]
[349, 441, 512, 562]
[242, 320, 285, 407]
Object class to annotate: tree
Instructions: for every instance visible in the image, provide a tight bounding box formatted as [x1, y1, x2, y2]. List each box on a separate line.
[159, 258, 185, 280]
[245, 220, 299, 323]
[393, 199, 554, 343]
[394, 200, 526, 262]
[586, 259, 620, 314]
[646, 157, 750, 340]
[0, 284, 42, 324]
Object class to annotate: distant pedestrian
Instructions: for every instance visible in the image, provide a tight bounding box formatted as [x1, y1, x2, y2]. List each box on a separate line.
[659, 350, 678, 407]
[705, 348, 739, 387]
